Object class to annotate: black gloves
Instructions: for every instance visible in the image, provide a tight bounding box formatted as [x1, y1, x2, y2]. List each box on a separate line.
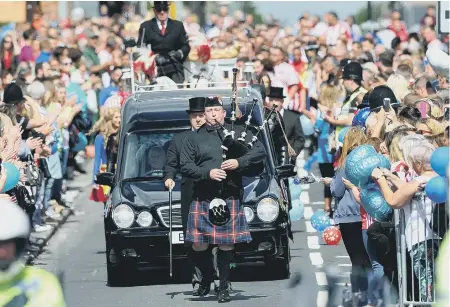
[168, 50, 183, 61]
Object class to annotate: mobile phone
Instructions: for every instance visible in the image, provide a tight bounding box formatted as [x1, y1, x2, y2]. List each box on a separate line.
[445, 107, 449, 120]
[383, 98, 390, 112]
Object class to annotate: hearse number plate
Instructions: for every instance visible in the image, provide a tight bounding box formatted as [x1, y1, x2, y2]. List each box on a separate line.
[170, 231, 184, 244]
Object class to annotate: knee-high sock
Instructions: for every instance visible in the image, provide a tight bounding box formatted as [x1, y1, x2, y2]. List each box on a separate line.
[192, 249, 213, 284]
[217, 249, 233, 285]
[188, 249, 202, 286]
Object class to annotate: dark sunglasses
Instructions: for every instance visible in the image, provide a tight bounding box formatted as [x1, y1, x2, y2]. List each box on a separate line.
[3, 40, 12, 44]
[155, 7, 168, 12]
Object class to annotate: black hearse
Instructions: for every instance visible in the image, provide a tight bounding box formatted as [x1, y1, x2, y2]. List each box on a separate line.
[96, 85, 296, 286]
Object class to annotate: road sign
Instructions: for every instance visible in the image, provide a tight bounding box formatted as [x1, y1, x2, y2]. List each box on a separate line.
[438, 1, 449, 34]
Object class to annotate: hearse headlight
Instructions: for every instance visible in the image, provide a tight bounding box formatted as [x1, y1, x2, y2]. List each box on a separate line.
[112, 204, 135, 229]
[137, 211, 153, 227]
[244, 207, 255, 222]
[256, 198, 279, 223]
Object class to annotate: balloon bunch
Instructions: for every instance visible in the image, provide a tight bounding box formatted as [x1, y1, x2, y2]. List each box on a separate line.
[289, 178, 304, 221]
[425, 147, 449, 203]
[311, 210, 342, 245]
[345, 145, 393, 221]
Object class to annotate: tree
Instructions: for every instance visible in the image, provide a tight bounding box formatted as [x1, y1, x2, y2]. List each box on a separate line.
[239, 1, 264, 24]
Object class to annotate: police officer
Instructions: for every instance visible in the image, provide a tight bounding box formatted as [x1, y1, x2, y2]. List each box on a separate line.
[163, 97, 206, 295]
[180, 97, 266, 302]
[137, 1, 190, 84]
[323, 61, 367, 143]
[0, 199, 66, 306]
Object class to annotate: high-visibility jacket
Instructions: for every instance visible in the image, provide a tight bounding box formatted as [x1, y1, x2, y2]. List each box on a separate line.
[0, 266, 65, 307]
[435, 233, 449, 307]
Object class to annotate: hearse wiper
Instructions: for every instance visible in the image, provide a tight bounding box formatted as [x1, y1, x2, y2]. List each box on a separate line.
[121, 176, 163, 182]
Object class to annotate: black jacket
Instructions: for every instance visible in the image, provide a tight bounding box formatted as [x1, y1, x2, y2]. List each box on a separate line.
[163, 130, 194, 233]
[271, 109, 305, 162]
[137, 18, 190, 60]
[180, 123, 266, 201]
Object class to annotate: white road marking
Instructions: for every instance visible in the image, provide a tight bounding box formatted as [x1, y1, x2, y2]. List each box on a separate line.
[307, 236, 320, 249]
[315, 271, 328, 286]
[305, 221, 316, 233]
[311, 201, 325, 205]
[338, 264, 352, 267]
[336, 282, 351, 286]
[309, 252, 324, 266]
[336, 255, 350, 259]
[301, 184, 310, 190]
[300, 191, 310, 204]
[304, 206, 314, 220]
[316, 290, 329, 307]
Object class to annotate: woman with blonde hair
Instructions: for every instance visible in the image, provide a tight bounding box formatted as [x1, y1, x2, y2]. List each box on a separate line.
[322, 127, 372, 306]
[89, 106, 121, 187]
[386, 74, 410, 102]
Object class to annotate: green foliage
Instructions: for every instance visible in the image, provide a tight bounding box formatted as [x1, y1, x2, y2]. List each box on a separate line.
[354, 2, 383, 25]
[240, 1, 264, 24]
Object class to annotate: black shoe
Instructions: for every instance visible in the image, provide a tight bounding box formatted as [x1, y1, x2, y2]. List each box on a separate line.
[197, 282, 211, 297]
[192, 283, 200, 297]
[218, 286, 230, 303]
[74, 163, 87, 174]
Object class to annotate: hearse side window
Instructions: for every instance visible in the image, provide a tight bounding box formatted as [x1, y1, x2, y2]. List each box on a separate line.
[122, 131, 182, 180]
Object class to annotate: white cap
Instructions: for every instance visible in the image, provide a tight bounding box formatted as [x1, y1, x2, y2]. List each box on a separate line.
[26, 81, 45, 100]
[103, 95, 122, 109]
[0, 199, 30, 241]
[426, 47, 450, 80]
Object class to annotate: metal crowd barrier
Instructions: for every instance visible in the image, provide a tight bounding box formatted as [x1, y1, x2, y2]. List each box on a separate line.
[394, 200, 449, 306]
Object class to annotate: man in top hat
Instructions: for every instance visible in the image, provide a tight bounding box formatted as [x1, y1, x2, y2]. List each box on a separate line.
[180, 96, 266, 302]
[266, 86, 305, 165]
[163, 97, 206, 295]
[137, 1, 190, 84]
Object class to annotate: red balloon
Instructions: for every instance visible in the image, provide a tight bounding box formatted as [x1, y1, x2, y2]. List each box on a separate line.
[323, 226, 342, 245]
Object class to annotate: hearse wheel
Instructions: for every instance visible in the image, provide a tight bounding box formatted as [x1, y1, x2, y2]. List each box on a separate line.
[106, 243, 128, 287]
[265, 235, 291, 279]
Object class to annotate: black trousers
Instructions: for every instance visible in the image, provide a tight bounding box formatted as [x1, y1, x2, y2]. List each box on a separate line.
[318, 163, 334, 198]
[340, 222, 372, 293]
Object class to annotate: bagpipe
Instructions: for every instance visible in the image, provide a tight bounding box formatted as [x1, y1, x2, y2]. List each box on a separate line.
[215, 68, 277, 161]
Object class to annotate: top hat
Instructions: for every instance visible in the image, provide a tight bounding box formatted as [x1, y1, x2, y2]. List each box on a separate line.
[3, 83, 25, 105]
[153, 1, 170, 10]
[267, 87, 285, 99]
[187, 97, 206, 113]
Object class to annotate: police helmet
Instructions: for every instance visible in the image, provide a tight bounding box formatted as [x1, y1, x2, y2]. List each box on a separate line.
[209, 199, 231, 226]
[0, 200, 31, 275]
[342, 62, 363, 81]
[357, 92, 370, 110]
[368, 85, 397, 112]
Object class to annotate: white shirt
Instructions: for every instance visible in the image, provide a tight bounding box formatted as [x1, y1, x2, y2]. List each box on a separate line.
[403, 176, 439, 251]
[98, 50, 112, 88]
[157, 19, 167, 31]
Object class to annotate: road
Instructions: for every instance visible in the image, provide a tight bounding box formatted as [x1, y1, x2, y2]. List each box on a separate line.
[33, 158, 353, 307]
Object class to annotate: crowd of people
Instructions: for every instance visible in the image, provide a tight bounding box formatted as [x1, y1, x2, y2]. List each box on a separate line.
[0, 2, 448, 306]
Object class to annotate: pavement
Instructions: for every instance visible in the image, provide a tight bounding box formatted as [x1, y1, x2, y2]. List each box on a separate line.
[25, 159, 94, 264]
[30, 153, 355, 307]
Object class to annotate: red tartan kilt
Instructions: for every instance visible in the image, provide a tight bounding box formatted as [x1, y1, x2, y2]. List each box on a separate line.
[185, 198, 252, 245]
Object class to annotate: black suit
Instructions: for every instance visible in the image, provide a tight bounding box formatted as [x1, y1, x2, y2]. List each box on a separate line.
[271, 109, 305, 164]
[163, 130, 204, 287]
[138, 18, 190, 84]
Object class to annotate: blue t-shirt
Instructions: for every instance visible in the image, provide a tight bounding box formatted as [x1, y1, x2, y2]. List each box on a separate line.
[98, 86, 119, 107]
[313, 111, 334, 164]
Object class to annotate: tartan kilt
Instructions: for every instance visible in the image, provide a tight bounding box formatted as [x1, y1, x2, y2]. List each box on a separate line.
[185, 198, 252, 245]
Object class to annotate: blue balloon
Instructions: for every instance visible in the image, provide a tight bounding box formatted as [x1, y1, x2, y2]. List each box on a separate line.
[300, 114, 315, 136]
[378, 154, 391, 170]
[290, 184, 301, 200]
[291, 199, 302, 208]
[352, 107, 371, 128]
[425, 176, 449, 203]
[1, 162, 20, 193]
[430, 147, 449, 177]
[338, 127, 351, 144]
[290, 204, 304, 221]
[345, 145, 377, 171]
[360, 188, 392, 221]
[311, 210, 332, 232]
[346, 154, 382, 188]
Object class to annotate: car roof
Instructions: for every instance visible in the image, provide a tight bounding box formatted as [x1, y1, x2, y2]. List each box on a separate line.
[121, 87, 264, 128]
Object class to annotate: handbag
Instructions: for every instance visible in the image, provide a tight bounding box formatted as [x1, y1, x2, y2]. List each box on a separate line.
[25, 155, 41, 186]
[15, 184, 36, 214]
[38, 158, 51, 179]
[90, 186, 108, 203]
